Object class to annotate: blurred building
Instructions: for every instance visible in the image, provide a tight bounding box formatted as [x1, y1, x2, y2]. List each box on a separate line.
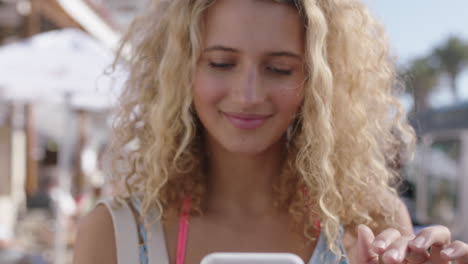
[405, 102, 468, 241]
[85, 0, 146, 31]
[0, 1, 138, 263]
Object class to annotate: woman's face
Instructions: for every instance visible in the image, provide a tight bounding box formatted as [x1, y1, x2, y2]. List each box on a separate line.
[192, 0, 305, 155]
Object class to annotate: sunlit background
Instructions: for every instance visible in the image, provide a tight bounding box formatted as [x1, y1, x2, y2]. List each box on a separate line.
[0, 0, 467, 263]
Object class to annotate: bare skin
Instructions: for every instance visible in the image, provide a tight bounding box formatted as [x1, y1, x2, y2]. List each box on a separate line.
[73, 196, 412, 264]
[75, 198, 468, 264]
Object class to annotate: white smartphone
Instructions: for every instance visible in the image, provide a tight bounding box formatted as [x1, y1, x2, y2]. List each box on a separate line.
[200, 252, 305, 264]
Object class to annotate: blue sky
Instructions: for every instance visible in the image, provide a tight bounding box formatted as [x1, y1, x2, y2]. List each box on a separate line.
[363, 0, 468, 108]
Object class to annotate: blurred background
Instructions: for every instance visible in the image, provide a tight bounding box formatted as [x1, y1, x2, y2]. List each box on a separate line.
[0, 0, 467, 263]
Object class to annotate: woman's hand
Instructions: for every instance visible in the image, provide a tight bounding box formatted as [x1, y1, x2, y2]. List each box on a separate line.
[357, 224, 468, 264]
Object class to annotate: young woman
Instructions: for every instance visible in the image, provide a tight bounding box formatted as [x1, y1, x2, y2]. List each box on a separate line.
[73, 0, 468, 263]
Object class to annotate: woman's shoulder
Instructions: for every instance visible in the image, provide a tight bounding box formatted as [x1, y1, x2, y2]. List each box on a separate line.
[73, 203, 118, 264]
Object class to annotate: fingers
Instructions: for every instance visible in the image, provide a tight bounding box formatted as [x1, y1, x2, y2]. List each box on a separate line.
[440, 240, 468, 264]
[377, 234, 431, 264]
[407, 225, 451, 264]
[404, 246, 429, 264]
[380, 236, 412, 264]
[370, 227, 433, 264]
[359, 225, 462, 264]
[370, 228, 425, 264]
[357, 225, 379, 264]
[372, 228, 402, 255]
[408, 225, 451, 253]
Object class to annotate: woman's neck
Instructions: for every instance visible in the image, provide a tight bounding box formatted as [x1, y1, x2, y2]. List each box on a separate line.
[204, 136, 286, 218]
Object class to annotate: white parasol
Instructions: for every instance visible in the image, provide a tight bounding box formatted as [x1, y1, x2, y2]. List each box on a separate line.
[0, 28, 125, 110]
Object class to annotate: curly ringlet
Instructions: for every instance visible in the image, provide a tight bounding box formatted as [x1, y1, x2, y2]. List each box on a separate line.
[109, 0, 415, 256]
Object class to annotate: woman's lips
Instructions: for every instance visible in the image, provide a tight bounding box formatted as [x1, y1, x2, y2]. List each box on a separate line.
[223, 112, 271, 130]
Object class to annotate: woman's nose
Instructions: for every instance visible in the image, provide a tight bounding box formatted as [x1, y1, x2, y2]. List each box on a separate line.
[233, 65, 266, 105]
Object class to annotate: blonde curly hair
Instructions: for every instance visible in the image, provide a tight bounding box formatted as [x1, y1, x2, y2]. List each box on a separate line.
[110, 0, 415, 255]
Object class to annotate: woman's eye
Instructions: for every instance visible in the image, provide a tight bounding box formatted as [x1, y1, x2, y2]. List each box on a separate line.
[267, 66, 292, 75]
[209, 62, 234, 69]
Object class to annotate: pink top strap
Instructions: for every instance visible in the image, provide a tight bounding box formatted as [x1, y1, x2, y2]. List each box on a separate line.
[176, 198, 191, 264]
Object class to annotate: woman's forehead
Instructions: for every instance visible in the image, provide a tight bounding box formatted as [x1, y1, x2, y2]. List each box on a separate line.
[203, 0, 305, 54]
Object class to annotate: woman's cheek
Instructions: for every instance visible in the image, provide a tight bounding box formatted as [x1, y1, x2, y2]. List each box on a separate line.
[193, 70, 228, 105]
[272, 83, 304, 118]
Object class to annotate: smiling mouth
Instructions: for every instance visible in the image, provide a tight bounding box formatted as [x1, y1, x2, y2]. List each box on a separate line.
[222, 112, 272, 130]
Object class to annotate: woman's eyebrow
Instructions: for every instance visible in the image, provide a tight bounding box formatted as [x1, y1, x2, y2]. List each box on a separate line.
[267, 51, 302, 61]
[204, 45, 238, 53]
[204, 45, 303, 61]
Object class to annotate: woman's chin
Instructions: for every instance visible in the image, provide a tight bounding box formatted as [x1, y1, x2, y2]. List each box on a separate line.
[219, 138, 282, 156]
